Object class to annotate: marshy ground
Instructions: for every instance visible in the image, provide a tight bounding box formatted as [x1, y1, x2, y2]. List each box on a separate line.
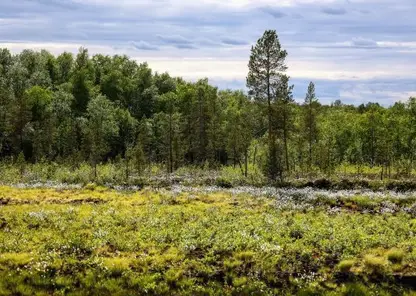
[0, 184, 415, 295]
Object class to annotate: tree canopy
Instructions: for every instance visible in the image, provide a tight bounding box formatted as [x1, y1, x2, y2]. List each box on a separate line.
[0, 34, 415, 180]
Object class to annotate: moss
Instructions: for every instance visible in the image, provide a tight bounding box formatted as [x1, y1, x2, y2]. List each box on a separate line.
[386, 248, 404, 264]
[343, 283, 370, 296]
[0, 253, 34, 267]
[363, 254, 387, 275]
[235, 251, 256, 262]
[338, 259, 355, 273]
[164, 268, 184, 287]
[232, 276, 248, 287]
[102, 257, 132, 276]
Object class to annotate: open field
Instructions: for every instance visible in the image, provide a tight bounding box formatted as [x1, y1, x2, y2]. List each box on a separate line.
[0, 185, 415, 295]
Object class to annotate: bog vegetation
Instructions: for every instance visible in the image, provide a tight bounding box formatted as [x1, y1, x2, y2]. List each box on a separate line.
[0, 185, 415, 295]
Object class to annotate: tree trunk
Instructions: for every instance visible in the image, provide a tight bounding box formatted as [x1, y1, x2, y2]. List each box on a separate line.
[125, 158, 129, 182]
[94, 161, 97, 180]
[169, 113, 173, 174]
[266, 52, 277, 180]
[238, 158, 244, 176]
[244, 149, 248, 177]
[308, 101, 312, 173]
[283, 124, 289, 173]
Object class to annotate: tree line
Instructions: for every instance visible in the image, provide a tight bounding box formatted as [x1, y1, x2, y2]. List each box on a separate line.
[0, 30, 415, 180]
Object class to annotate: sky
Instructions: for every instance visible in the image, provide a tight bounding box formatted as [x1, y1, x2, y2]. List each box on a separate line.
[0, 0, 415, 105]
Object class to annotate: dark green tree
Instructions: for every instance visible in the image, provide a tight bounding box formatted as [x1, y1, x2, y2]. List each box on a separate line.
[247, 30, 288, 180]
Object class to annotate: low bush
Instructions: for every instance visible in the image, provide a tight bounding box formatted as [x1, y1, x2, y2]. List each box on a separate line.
[215, 178, 233, 188]
[313, 178, 333, 189]
[336, 179, 355, 190]
[386, 180, 416, 192]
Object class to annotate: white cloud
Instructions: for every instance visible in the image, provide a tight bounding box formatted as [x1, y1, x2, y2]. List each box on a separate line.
[73, 0, 338, 9]
[2, 41, 416, 83]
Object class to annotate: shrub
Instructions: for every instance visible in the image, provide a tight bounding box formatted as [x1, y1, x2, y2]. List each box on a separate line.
[289, 228, 304, 240]
[356, 180, 369, 189]
[84, 183, 97, 191]
[386, 248, 404, 264]
[215, 178, 233, 188]
[338, 259, 355, 273]
[337, 179, 354, 190]
[313, 178, 332, 189]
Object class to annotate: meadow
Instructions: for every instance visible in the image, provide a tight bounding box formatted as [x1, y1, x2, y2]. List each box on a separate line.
[0, 184, 415, 295]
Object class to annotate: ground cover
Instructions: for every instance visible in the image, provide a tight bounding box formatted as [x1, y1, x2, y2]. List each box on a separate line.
[0, 185, 415, 295]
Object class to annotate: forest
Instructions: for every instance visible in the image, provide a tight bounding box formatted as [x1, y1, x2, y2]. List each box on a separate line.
[1, 30, 415, 184]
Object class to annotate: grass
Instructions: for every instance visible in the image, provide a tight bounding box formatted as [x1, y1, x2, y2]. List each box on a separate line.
[0, 185, 415, 295]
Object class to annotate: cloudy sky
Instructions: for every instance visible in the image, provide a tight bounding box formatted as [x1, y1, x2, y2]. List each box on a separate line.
[1, 0, 415, 105]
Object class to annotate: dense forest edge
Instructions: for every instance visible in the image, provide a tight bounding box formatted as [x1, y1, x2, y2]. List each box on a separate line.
[1, 30, 416, 188]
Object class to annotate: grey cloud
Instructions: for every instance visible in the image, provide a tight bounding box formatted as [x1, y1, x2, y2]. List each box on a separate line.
[351, 37, 378, 48]
[157, 35, 193, 45]
[260, 7, 286, 18]
[174, 44, 197, 49]
[131, 41, 159, 51]
[27, 0, 80, 10]
[221, 38, 248, 46]
[321, 7, 347, 15]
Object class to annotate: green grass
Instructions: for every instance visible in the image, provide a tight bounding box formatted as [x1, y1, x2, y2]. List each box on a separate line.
[0, 186, 415, 295]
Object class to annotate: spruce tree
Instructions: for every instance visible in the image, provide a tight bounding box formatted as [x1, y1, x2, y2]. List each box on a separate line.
[247, 30, 288, 180]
